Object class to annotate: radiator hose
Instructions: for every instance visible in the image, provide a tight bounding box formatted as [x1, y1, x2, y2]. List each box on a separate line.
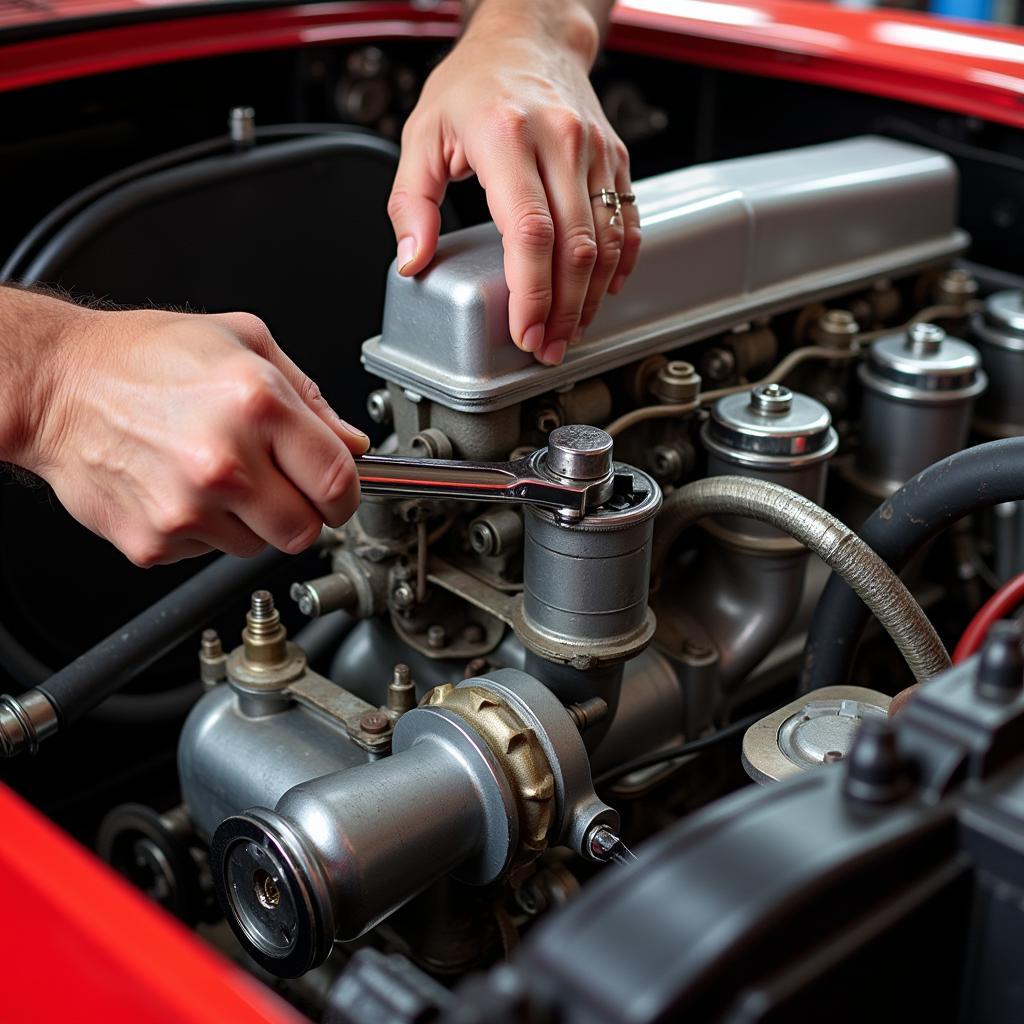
[652, 477, 950, 685]
[801, 437, 1024, 691]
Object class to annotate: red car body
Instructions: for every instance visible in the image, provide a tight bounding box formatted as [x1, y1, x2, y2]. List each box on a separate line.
[1, 1, 1021, 1019]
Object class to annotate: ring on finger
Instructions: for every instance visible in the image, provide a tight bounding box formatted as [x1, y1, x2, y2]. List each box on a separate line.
[590, 187, 632, 227]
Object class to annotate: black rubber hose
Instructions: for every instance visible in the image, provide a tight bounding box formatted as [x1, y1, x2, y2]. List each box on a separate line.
[37, 546, 291, 725]
[801, 437, 1024, 692]
[0, 618, 204, 724]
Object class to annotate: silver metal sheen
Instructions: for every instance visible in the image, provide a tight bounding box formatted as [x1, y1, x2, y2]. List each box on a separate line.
[971, 290, 1024, 436]
[544, 425, 614, 482]
[749, 383, 793, 414]
[855, 325, 985, 494]
[523, 466, 661, 651]
[362, 137, 964, 413]
[704, 389, 837, 464]
[863, 322, 984, 397]
[981, 290, 1024, 343]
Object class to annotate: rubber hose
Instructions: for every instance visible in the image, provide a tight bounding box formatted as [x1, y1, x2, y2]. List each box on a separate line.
[36, 545, 292, 724]
[652, 477, 950, 684]
[801, 437, 1024, 691]
[0, 617, 204, 724]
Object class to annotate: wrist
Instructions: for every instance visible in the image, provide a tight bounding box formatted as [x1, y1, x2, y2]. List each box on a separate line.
[465, 0, 602, 68]
[0, 287, 95, 473]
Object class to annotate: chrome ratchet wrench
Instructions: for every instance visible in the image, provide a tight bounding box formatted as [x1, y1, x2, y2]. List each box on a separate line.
[354, 425, 620, 519]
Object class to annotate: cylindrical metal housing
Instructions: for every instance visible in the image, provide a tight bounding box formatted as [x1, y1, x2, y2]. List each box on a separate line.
[211, 734, 489, 976]
[701, 385, 838, 541]
[856, 323, 985, 495]
[522, 466, 661, 649]
[202, 669, 614, 978]
[971, 290, 1024, 437]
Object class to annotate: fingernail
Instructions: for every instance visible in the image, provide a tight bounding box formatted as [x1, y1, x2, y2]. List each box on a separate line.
[397, 236, 417, 275]
[521, 323, 544, 353]
[328, 406, 370, 445]
[609, 274, 626, 295]
[538, 340, 567, 366]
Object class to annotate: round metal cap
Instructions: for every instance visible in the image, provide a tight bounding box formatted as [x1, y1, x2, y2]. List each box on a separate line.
[778, 698, 888, 771]
[545, 425, 614, 481]
[973, 290, 1024, 352]
[705, 387, 836, 461]
[211, 809, 334, 979]
[864, 322, 982, 394]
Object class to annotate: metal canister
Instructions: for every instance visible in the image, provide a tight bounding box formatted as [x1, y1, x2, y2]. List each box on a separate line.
[522, 467, 662, 651]
[856, 322, 985, 496]
[701, 383, 838, 541]
[971, 291, 1024, 438]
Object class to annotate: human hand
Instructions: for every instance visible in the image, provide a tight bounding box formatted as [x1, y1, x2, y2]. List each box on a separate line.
[14, 303, 367, 567]
[386, 1, 639, 367]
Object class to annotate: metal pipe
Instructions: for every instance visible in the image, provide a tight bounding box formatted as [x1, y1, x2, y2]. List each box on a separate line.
[652, 477, 949, 684]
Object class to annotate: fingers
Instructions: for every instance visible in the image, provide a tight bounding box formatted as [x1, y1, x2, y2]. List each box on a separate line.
[475, 135, 555, 356]
[211, 312, 369, 455]
[535, 132, 597, 366]
[387, 118, 448, 278]
[230, 458, 326, 556]
[267, 400, 361, 530]
[609, 158, 641, 295]
[580, 162, 626, 331]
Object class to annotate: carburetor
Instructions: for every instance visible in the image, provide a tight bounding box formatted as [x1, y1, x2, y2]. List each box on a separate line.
[182, 425, 656, 976]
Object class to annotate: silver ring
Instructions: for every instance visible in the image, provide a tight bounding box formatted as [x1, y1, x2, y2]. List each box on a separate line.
[589, 187, 634, 227]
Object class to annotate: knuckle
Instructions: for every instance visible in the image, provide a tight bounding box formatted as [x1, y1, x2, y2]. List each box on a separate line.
[565, 233, 599, 273]
[512, 209, 556, 252]
[283, 517, 323, 555]
[186, 445, 243, 490]
[613, 139, 630, 167]
[152, 502, 202, 538]
[387, 189, 412, 221]
[226, 312, 274, 354]
[597, 236, 623, 269]
[553, 113, 586, 156]
[519, 283, 554, 307]
[319, 448, 357, 509]
[492, 108, 531, 144]
[230, 361, 285, 421]
[124, 536, 169, 569]
[298, 374, 324, 408]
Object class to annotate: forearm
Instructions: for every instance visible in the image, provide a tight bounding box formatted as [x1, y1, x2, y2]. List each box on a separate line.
[462, 0, 614, 66]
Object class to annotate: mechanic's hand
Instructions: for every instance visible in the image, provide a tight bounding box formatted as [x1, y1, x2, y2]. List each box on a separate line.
[25, 306, 367, 567]
[386, 2, 639, 367]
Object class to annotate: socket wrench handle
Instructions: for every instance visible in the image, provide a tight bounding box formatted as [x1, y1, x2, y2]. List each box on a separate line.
[355, 426, 616, 518]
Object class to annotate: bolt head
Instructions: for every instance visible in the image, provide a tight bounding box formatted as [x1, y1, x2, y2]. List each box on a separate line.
[366, 389, 392, 424]
[359, 711, 391, 735]
[906, 322, 945, 355]
[749, 383, 793, 414]
[392, 582, 416, 610]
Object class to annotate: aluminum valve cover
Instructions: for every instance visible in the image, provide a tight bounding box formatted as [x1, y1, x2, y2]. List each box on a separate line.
[362, 136, 965, 412]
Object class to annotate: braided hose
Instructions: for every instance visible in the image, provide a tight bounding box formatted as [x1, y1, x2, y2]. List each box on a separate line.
[652, 477, 950, 684]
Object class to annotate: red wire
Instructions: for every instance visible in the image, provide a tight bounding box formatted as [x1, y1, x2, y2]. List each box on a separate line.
[953, 569, 1024, 663]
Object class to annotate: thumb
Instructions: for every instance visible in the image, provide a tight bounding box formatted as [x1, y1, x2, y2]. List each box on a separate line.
[387, 126, 448, 277]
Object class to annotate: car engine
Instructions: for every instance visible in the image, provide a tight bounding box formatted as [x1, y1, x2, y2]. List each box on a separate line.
[5, 132, 1024, 1023]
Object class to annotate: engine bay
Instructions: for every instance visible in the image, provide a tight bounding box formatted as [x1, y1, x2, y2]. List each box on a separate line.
[3, 25, 1024, 1024]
